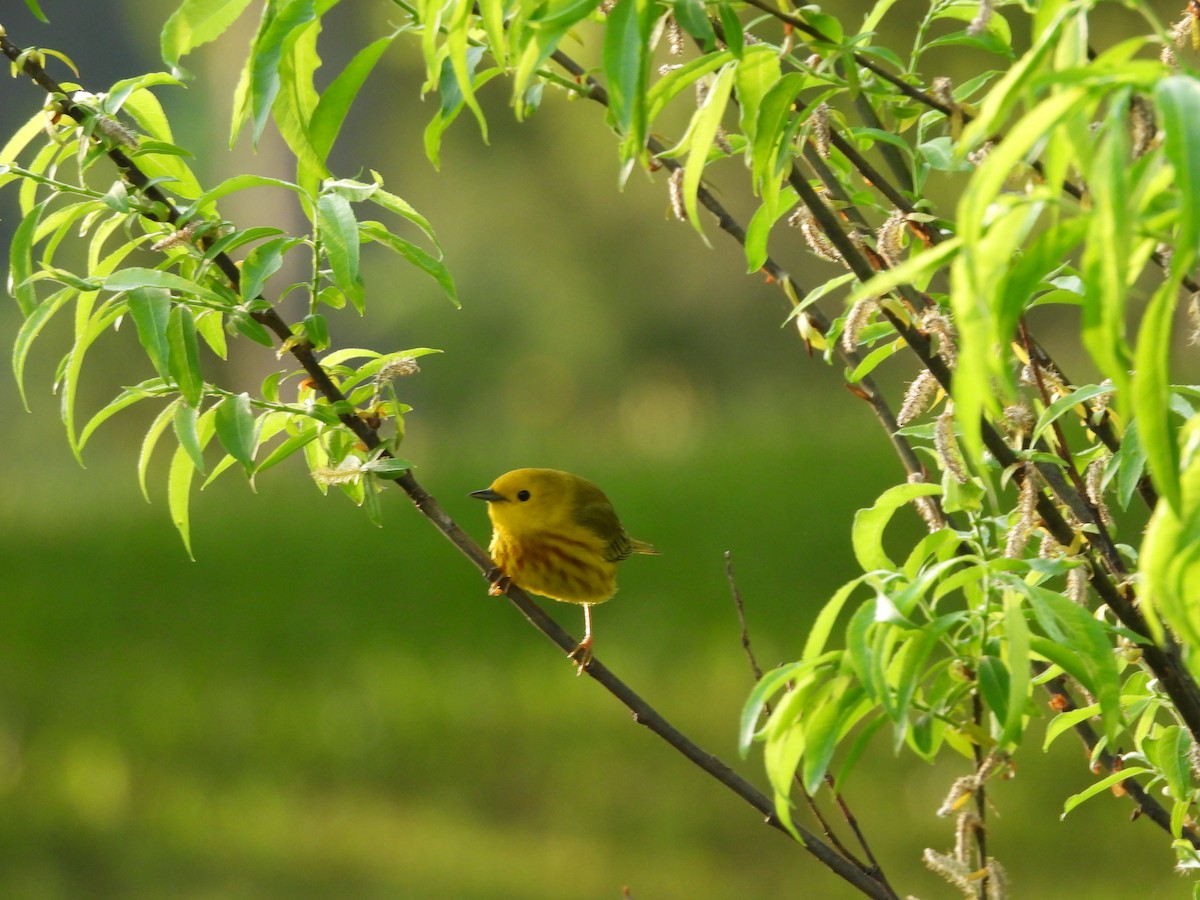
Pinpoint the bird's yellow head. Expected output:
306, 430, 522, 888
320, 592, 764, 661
469, 467, 577, 535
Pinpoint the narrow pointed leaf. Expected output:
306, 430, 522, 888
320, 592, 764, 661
214, 392, 257, 472
126, 286, 173, 378
167, 305, 205, 407
317, 191, 364, 312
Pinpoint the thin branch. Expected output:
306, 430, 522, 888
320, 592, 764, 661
1035, 663, 1200, 849
0, 30, 902, 900
738, 0, 953, 116
725, 551, 764, 682
724, 551, 896, 896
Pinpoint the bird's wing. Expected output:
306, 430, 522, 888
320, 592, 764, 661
573, 485, 635, 563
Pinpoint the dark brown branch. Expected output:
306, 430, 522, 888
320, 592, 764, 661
1, 29, 901, 900
1036, 663, 1200, 849
725, 552, 896, 895
738, 0, 953, 116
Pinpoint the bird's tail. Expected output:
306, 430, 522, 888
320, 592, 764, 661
631, 538, 659, 555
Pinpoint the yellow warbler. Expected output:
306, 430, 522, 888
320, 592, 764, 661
470, 468, 656, 673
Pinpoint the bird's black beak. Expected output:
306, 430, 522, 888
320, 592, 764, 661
470, 488, 505, 502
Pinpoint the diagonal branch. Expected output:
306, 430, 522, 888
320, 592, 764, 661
0, 30, 901, 900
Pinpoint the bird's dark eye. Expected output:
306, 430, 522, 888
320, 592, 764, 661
517, 490, 531, 501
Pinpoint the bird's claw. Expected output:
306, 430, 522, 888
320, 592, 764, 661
568, 637, 594, 676
484, 566, 510, 596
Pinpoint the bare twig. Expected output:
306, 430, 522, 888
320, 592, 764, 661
724, 551, 895, 894
725, 551, 764, 682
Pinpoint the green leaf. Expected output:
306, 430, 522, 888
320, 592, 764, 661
646, 50, 735, 128
976, 655, 1010, 731
13, 286, 74, 410
61, 295, 126, 462
22, 0, 49, 22
139, 399, 183, 502
734, 46, 781, 149
843, 236, 962, 309
1114, 417, 1146, 510
167, 305, 205, 407
1149, 725, 1193, 802
362, 178, 440, 247
8, 198, 49, 317
359, 221, 458, 306
478, 0, 508, 67
1023, 583, 1123, 742
1157, 76, 1200, 265
803, 579, 864, 661
272, 14, 326, 189
302, 313, 330, 350
1000, 593, 1030, 747
186, 174, 307, 220
317, 191, 364, 313
214, 392, 258, 472
852, 481, 943, 572
298, 33, 399, 191
255, 424, 321, 475
120, 88, 206, 199
800, 679, 858, 794
168, 441, 198, 559
1133, 276, 1183, 513
603, 0, 654, 176
173, 401, 207, 474
1042, 704, 1099, 752
672, 0, 716, 49
1031, 383, 1113, 442
739, 662, 805, 755
681, 63, 735, 242
161, 0, 256, 73
744, 186, 797, 274
126, 287, 174, 379
956, 3, 1073, 154
1079, 104, 1133, 401
1141, 417, 1200, 646
243, 0, 321, 147
1061, 767, 1153, 818
425, 55, 500, 168
717, 3, 743, 57
445, 0, 489, 145
750, 73, 807, 191
362, 457, 414, 477
104, 267, 229, 307
239, 236, 295, 302
170, 407, 217, 557
80, 379, 168, 450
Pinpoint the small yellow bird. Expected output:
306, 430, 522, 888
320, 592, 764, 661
470, 468, 656, 673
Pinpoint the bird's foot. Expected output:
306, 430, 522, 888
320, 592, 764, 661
484, 567, 510, 597
567, 636, 594, 676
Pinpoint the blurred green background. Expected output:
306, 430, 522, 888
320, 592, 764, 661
0, 1, 1192, 897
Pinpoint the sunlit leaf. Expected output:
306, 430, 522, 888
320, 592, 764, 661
317, 191, 364, 313
167, 305, 205, 407
852, 481, 943, 572
161, 0, 256, 73
1061, 767, 1153, 818
173, 400, 207, 474
13, 286, 73, 410
214, 392, 258, 472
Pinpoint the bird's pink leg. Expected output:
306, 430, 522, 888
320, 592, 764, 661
568, 604, 594, 675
